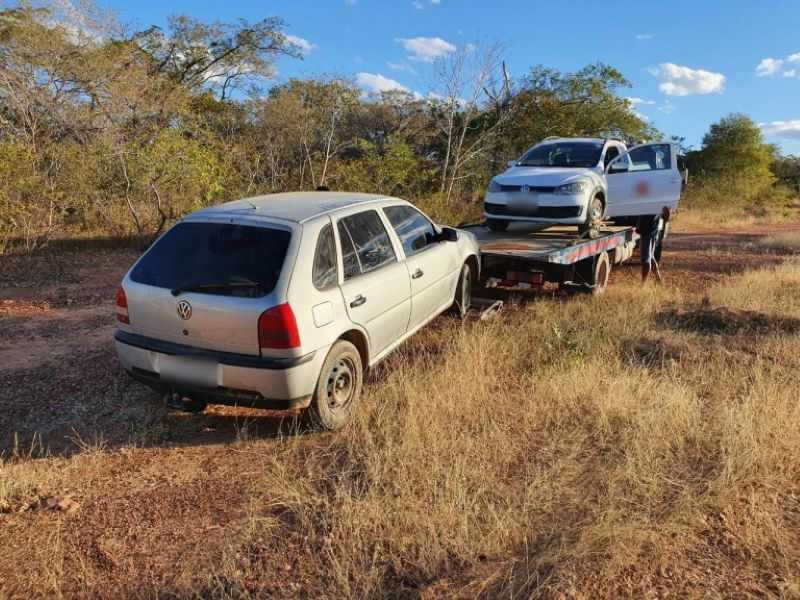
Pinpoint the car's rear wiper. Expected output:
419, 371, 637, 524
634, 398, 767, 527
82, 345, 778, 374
170, 281, 261, 297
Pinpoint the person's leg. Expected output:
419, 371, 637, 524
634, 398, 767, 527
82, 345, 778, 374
641, 234, 654, 283
652, 257, 662, 282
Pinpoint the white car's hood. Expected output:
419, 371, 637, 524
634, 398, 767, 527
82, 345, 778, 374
497, 166, 597, 186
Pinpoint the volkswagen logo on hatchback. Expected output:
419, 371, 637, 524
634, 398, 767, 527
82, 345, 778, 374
176, 300, 192, 320
521, 185, 531, 193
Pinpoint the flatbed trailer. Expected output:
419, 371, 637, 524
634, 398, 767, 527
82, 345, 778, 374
464, 222, 639, 294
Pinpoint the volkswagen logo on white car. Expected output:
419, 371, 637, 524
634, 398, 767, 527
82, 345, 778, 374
176, 300, 192, 320
521, 185, 530, 193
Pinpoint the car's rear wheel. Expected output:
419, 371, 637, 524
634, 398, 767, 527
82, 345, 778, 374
448, 262, 472, 319
487, 218, 508, 232
305, 340, 363, 430
578, 195, 604, 239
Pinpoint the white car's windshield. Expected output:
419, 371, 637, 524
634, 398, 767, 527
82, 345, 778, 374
517, 141, 604, 168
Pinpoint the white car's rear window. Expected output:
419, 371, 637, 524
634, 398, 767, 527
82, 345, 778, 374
130, 222, 291, 297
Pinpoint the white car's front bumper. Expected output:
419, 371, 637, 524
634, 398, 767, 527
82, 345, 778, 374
483, 191, 588, 225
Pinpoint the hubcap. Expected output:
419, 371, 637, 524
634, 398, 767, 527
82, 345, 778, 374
326, 357, 356, 410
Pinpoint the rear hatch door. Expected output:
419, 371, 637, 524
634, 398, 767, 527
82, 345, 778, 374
123, 219, 294, 356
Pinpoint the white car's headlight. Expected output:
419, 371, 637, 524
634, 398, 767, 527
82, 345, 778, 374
487, 178, 501, 193
554, 181, 588, 196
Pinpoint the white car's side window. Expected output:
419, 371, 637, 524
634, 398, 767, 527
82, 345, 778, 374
337, 210, 397, 281
312, 224, 337, 290
383, 205, 437, 257
628, 144, 672, 172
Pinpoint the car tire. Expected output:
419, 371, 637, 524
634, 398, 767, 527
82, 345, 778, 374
578, 195, 604, 239
448, 262, 472, 319
304, 340, 363, 431
487, 218, 508, 232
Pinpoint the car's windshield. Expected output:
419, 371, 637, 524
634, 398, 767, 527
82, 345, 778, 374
517, 141, 604, 168
130, 222, 291, 297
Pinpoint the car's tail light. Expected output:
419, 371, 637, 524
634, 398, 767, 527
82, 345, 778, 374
115, 287, 130, 324
258, 303, 300, 350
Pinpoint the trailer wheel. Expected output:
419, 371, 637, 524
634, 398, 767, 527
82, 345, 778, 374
487, 218, 509, 232
573, 250, 611, 295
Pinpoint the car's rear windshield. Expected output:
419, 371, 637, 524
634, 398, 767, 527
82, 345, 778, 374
517, 142, 604, 168
129, 222, 291, 298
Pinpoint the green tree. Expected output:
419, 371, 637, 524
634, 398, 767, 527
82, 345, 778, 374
686, 113, 775, 184
502, 63, 656, 161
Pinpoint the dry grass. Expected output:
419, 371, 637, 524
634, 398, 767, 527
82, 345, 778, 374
672, 203, 800, 232
759, 232, 800, 254
3, 260, 800, 598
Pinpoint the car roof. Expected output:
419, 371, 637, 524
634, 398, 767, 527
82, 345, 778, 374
539, 137, 607, 144
190, 192, 399, 224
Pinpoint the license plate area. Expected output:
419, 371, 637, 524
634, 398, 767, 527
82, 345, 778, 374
158, 354, 218, 388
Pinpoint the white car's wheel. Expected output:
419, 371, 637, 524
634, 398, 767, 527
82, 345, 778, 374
304, 340, 363, 430
578, 195, 604, 238
448, 262, 472, 319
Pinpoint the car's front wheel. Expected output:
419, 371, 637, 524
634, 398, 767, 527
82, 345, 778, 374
304, 340, 363, 430
578, 195, 604, 238
448, 262, 472, 319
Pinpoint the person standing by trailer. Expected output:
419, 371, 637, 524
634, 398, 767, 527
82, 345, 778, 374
636, 206, 670, 283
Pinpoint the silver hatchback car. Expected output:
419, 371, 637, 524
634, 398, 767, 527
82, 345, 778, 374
115, 192, 480, 429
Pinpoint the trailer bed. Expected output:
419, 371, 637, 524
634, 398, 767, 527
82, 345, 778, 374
464, 222, 638, 293
467, 223, 637, 265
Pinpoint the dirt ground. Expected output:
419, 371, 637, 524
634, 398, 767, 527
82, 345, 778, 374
0, 220, 798, 598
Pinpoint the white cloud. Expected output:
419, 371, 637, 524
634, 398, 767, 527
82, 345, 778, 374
356, 72, 410, 94
787, 53, 800, 64
756, 57, 783, 77
649, 62, 725, 96
345, 0, 357, 5
395, 36, 456, 62
783, 69, 797, 78
657, 100, 677, 114
387, 61, 417, 74
759, 120, 800, 140
626, 97, 655, 108
635, 34, 654, 41
431, 0, 442, 3
412, 0, 423, 8
285, 35, 317, 54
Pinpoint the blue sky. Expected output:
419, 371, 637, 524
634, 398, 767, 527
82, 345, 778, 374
109, 0, 800, 154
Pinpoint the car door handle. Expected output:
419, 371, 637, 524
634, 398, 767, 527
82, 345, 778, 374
669, 179, 681, 183
350, 294, 366, 308
412, 269, 424, 279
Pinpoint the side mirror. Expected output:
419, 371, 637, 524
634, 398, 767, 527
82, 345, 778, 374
507, 160, 517, 168
607, 161, 628, 174
436, 227, 459, 242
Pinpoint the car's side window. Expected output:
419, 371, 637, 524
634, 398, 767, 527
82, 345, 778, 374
312, 224, 337, 290
628, 144, 672, 172
383, 205, 437, 257
337, 210, 397, 281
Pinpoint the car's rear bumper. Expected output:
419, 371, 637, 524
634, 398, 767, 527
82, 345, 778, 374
114, 330, 324, 409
